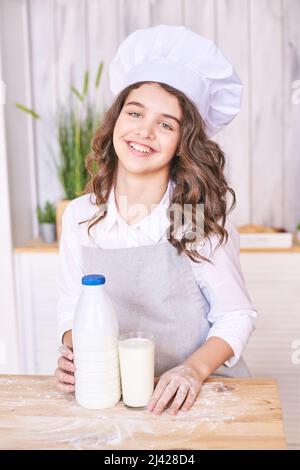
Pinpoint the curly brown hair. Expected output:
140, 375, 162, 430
79, 81, 236, 264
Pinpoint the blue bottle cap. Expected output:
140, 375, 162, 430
82, 274, 105, 286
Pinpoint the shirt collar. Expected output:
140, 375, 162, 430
102, 180, 174, 243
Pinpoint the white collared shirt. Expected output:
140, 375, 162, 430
57, 181, 257, 367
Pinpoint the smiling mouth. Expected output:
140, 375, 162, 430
125, 140, 157, 157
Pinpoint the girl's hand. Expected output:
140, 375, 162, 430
147, 363, 204, 415
54, 344, 76, 393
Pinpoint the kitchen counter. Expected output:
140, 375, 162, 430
0, 375, 286, 450
14, 237, 300, 253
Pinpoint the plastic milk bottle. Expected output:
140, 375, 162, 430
73, 274, 121, 409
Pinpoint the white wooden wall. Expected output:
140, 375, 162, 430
1, 0, 300, 245
0, 26, 20, 374
0, 0, 39, 246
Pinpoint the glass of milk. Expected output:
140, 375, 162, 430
118, 332, 154, 408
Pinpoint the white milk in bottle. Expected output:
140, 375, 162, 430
73, 274, 121, 409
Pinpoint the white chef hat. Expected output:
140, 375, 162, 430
109, 24, 243, 138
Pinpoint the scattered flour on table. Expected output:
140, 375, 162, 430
0, 379, 255, 450
51, 381, 250, 449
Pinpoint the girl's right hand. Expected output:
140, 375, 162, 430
55, 344, 76, 393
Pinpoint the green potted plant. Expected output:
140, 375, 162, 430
16, 61, 104, 240
37, 201, 56, 243
296, 222, 300, 244
55, 64, 104, 201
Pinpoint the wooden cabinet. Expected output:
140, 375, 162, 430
14, 249, 59, 375
240, 252, 300, 450
14, 246, 300, 449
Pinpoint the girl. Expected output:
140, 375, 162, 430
55, 25, 257, 416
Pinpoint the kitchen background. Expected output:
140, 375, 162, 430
0, 0, 299, 449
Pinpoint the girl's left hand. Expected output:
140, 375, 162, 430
147, 363, 204, 415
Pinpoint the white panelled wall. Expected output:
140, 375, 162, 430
0, 0, 299, 245
0, 19, 20, 374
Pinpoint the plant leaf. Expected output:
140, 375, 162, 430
15, 103, 40, 119
71, 86, 84, 102
95, 61, 104, 88
82, 70, 89, 97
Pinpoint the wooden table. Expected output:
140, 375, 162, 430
0, 375, 286, 450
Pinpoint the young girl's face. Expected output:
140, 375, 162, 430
113, 83, 182, 177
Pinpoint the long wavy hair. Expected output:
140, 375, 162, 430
79, 81, 236, 264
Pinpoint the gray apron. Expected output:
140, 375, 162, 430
82, 242, 250, 378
